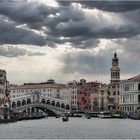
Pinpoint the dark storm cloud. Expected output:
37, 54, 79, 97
0, 20, 46, 46
0, 1, 58, 29
47, 2, 140, 48
0, 0, 59, 46
0, 46, 46, 57
0, 0, 140, 48
67, 1, 140, 12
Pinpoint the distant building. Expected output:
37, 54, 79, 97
60, 81, 78, 110
119, 74, 140, 113
89, 82, 101, 111
10, 80, 65, 99
108, 52, 120, 111
0, 69, 10, 119
77, 80, 100, 111
60, 80, 101, 111
98, 84, 109, 111
67, 81, 78, 110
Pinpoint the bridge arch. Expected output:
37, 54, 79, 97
56, 102, 60, 108
46, 99, 50, 105
17, 101, 21, 107
27, 98, 31, 104
61, 103, 65, 109
41, 98, 46, 104
22, 99, 26, 106
12, 102, 16, 108
51, 101, 55, 106
66, 104, 70, 110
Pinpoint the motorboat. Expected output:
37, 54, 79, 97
0, 118, 17, 124
99, 111, 112, 118
128, 110, 140, 120
88, 112, 99, 118
86, 115, 91, 119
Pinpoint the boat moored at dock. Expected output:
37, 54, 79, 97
128, 109, 140, 120
99, 111, 112, 118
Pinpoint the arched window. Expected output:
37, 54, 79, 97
51, 101, 55, 106
72, 105, 76, 110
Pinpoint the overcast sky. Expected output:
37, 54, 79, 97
0, 0, 140, 84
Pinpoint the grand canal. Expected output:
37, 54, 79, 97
0, 117, 140, 139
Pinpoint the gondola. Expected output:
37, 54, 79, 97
62, 116, 69, 122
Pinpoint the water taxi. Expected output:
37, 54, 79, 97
99, 111, 112, 118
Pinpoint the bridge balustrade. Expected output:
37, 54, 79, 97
11, 94, 71, 115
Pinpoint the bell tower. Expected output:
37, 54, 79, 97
110, 52, 120, 84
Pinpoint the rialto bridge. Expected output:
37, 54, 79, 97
10, 92, 70, 116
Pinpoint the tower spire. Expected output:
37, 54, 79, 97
114, 51, 117, 58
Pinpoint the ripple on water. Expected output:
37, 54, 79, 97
0, 118, 140, 139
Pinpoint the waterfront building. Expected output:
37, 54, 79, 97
59, 86, 71, 103
119, 74, 140, 113
67, 81, 78, 110
60, 81, 78, 110
98, 84, 109, 111
60, 79, 101, 111
77, 79, 90, 111
77, 79, 100, 111
108, 52, 120, 111
0, 69, 10, 119
59, 86, 72, 107
89, 82, 101, 111
91, 84, 109, 112
10, 79, 65, 99
90, 91, 99, 111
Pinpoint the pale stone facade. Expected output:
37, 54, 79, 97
10, 80, 65, 100
119, 74, 140, 113
98, 84, 109, 111
91, 84, 109, 112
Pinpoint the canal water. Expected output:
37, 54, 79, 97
0, 117, 140, 139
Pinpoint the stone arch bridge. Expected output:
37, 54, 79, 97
10, 92, 70, 115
